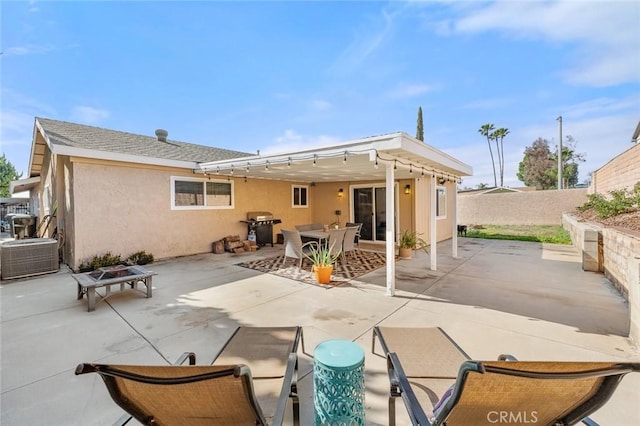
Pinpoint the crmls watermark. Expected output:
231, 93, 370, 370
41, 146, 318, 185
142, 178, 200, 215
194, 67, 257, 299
487, 411, 538, 424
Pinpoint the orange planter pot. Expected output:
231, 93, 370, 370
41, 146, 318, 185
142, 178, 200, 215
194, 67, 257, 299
313, 265, 334, 284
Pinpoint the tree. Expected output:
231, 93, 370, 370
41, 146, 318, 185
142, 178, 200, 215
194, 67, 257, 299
491, 127, 510, 187
517, 136, 585, 189
0, 154, 22, 197
517, 138, 556, 189
478, 123, 497, 187
416, 106, 424, 141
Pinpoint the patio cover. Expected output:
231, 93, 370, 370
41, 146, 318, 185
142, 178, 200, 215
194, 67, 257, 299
197, 132, 473, 296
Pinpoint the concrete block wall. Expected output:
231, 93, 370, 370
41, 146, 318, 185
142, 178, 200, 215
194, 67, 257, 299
563, 213, 640, 345
589, 143, 640, 194
458, 188, 587, 225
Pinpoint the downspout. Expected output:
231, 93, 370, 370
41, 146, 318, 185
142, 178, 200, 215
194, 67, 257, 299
386, 163, 396, 296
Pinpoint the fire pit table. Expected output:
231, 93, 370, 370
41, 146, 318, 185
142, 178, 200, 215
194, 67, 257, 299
72, 265, 156, 312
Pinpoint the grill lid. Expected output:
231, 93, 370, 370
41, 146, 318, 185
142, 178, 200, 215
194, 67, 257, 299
247, 211, 274, 221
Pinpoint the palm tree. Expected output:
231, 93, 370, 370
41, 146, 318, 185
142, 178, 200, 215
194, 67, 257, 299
478, 124, 497, 187
491, 127, 510, 187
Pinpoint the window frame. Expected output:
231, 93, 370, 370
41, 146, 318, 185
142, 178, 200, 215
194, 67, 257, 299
292, 184, 309, 208
171, 176, 234, 210
436, 186, 447, 219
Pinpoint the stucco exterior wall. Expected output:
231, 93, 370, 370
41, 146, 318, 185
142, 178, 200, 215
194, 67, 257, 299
458, 188, 588, 225
58, 155, 455, 269
69, 159, 332, 268
589, 143, 640, 194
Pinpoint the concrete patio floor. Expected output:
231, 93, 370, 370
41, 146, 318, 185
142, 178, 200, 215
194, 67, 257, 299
1, 238, 639, 425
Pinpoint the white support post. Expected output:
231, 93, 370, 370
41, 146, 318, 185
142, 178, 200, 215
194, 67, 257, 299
385, 163, 396, 296
451, 182, 458, 258
430, 176, 437, 270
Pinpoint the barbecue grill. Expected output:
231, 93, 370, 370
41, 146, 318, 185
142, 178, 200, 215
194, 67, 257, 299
241, 211, 282, 247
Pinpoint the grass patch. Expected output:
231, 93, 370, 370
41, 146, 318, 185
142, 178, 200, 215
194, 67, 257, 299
465, 225, 572, 244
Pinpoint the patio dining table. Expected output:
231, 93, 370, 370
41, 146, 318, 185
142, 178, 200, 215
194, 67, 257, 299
298, 229, 329, 243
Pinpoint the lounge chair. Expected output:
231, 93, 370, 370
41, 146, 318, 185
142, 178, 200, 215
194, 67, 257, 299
373, 326, 640, 426
76, 326, 304, 426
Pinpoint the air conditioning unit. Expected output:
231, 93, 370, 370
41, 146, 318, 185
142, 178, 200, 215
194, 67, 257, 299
1, 238, 59, 280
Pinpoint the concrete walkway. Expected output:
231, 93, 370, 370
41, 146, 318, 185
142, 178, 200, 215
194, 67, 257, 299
1, 238, 638, 425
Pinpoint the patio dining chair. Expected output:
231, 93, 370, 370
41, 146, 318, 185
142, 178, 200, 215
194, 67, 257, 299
373, 326, 640, 426
345, 222, 363, 245
76, 326, 304, 426
281, 229, 316, 269
327, 227, 347, 265
342, 225, 359, 263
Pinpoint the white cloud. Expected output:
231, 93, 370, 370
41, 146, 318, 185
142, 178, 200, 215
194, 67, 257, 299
261, 129, 343, 155
451, 1, 640, 86
4, 44, 54, 56
387, 83, 435, 99
329, 6, 401, 74
309, 99, 332, 111
70, 106, 110, 125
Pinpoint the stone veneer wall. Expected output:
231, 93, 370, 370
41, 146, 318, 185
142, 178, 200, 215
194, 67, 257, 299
589, 143, 640, 194
458, 188, 587, 225
563, 213, 640, 345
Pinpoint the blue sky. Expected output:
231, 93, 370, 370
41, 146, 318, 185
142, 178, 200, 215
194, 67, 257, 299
2, 0, 639, 189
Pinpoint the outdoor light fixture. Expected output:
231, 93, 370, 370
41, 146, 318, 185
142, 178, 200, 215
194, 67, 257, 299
313, 155, 317, 167
438, 177, 446, 185
338, 188, 344, 197
404, 184, 411, 195
343, 152, 347, 164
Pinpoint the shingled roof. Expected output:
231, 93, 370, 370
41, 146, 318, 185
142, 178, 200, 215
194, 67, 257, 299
36, 117, 253, 163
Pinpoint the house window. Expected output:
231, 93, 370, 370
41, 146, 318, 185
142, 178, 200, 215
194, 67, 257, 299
436, 187, 446, 218
292, 185, 308, 208
172, 177, 233, 210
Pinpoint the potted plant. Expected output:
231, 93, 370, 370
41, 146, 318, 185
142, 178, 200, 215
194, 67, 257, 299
303, 241, 341, 284
398, 230, 429, 259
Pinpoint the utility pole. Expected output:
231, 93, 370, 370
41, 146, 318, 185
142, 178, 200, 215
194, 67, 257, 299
557, 116, 563, 189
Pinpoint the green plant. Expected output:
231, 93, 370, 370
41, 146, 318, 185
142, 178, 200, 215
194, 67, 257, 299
78, 251, 123, 272
303, 242, 341, 267
577, 185, 639, 219
127, 251, 154, 265
399, 229, 429, 253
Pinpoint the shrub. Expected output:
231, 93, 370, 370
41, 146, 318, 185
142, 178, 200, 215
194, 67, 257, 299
577, 183, 639, 219
127, 251, 154, 265
78, 251, 123, 272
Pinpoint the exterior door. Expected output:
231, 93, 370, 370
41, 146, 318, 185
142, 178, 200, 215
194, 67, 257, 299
352, 185, 394, 242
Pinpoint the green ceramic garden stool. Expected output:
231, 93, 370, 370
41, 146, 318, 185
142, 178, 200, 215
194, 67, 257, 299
313, 339, 365, 425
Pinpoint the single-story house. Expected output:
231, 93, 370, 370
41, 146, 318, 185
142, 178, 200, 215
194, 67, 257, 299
12, 117, 472, 295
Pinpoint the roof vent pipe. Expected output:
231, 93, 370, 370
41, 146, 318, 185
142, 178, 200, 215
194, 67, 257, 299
155, 129, 168, 142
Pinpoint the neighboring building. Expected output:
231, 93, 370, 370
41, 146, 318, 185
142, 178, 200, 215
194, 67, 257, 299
11, 117, 472, 293
457, 186, 536, 197
589, 120, 640, 194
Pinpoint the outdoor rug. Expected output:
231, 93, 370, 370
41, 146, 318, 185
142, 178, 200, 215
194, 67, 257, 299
236, 249, 387, 287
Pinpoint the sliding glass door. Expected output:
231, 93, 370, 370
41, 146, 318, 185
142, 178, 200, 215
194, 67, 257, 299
352, 184, 396, 242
